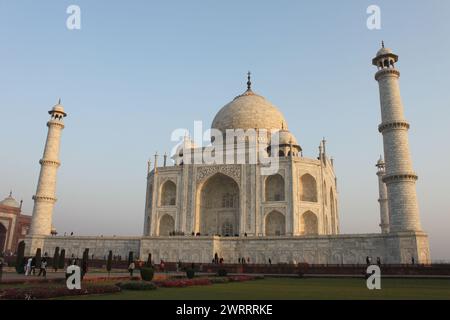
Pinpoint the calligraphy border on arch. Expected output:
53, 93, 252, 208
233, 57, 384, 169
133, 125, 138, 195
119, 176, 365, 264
196, 165, 241, 186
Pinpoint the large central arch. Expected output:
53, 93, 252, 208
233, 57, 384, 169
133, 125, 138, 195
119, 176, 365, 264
198, 173, 240, 236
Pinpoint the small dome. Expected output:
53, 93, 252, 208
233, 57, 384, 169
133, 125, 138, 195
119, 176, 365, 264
273, 130, 299, 146
0, 192, 20, 208
376, 47, 393, 57
376, 156, 385, 167
48, 100, 67, 117
52, 104, 65, 113
173, 135, 198, 157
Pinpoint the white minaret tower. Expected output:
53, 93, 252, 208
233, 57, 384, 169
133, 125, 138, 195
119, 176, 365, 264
376, 156, 389, 233
30, 100, 67, 236
372, 43, 422, 232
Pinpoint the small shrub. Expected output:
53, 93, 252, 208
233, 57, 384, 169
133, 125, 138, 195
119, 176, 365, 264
186, 269, 195, 279
116, 281, 157, 291
140, 267, 154, 281
217, 269, 227, 277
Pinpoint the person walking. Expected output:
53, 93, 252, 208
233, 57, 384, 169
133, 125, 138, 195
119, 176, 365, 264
128, 261, 135, 277
25, 257, 32, 276
38, 258, 47, 277
31, 257, 36, 275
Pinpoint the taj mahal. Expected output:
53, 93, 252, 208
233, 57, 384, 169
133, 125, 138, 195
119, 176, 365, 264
19, 44, 430, 265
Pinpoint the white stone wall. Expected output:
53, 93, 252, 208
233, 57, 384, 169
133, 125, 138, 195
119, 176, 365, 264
25, 231, 430, 265
144, 155, 338, 239
25, 235, 141, 259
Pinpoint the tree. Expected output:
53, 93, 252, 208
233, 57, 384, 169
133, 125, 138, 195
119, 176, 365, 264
128, 251, 134, 265
146, 253, 152, 267
52, 247, 60, 272
81, 248, 89, 279
15, 241, 25, 274
35, 248, 42, 269
58, 249, 66, 269
106, 251, 112, 277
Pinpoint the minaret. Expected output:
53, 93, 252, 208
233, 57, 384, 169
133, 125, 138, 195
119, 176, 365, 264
372, 43, 422, 232
30, 100, 67, 236
376, 156, 389, 233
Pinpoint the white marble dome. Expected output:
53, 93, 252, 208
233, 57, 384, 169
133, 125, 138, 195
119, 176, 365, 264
211, 90, 288, 132
376, 47, 393, 57
0, 193, 20, 208
273, 129, 298, 146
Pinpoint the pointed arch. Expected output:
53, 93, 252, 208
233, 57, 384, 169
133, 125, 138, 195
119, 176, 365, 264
300, 174, 317, 202
160, 180, 176, 206
265, 211, 285, 236
265, 174, 285, 202
300, 211, 318, 235
198, 173, 240, 236
158, 214, 175, 236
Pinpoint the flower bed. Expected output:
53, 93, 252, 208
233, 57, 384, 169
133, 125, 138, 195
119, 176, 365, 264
0, 284, 120, 300
154, 278, 212, 288
153, 275, 263, 288
0, 275, 139, 286
228, 275, 264, 282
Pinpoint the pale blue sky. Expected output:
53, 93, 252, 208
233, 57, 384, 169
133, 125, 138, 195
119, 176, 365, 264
0, 1, 449, 260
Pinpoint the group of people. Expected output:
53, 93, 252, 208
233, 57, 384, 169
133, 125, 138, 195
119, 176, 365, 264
24, 256, 48, 277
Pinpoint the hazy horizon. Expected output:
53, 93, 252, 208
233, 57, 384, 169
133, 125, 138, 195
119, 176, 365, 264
1, 1, 449, 261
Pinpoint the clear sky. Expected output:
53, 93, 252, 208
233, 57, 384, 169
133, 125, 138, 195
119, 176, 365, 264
1, 1, 449, 261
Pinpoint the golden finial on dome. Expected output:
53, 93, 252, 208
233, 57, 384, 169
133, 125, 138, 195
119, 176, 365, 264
381, 40, 385, 48
247, 71, 252, 91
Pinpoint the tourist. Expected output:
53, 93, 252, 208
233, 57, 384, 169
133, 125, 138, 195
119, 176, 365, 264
38, 258, 47, 277
268, 258, 272, 265
411, 256, 415, 265
160, 259, 165, 272
128, 260, 135, 277
31, 256, 36, 275
25, 257, 32, 276
377, 257, 381, 266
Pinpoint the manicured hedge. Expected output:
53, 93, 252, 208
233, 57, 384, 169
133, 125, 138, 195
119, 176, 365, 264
140, 267, 154, 281
116, 281, 157, 291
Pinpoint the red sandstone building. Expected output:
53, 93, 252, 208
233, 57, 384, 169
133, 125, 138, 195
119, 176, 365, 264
0, 192, 31, 254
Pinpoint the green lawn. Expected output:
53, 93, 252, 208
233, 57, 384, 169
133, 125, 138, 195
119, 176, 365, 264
67, 277, 450, 300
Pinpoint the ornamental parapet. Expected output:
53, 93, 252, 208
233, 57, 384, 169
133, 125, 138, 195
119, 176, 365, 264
39, 159, 61, 167
375, 68, 400, 81
382, 173, 418, 184
378, 121, 410, 133
32, 195, 57, 202
47, 121, 65, 129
